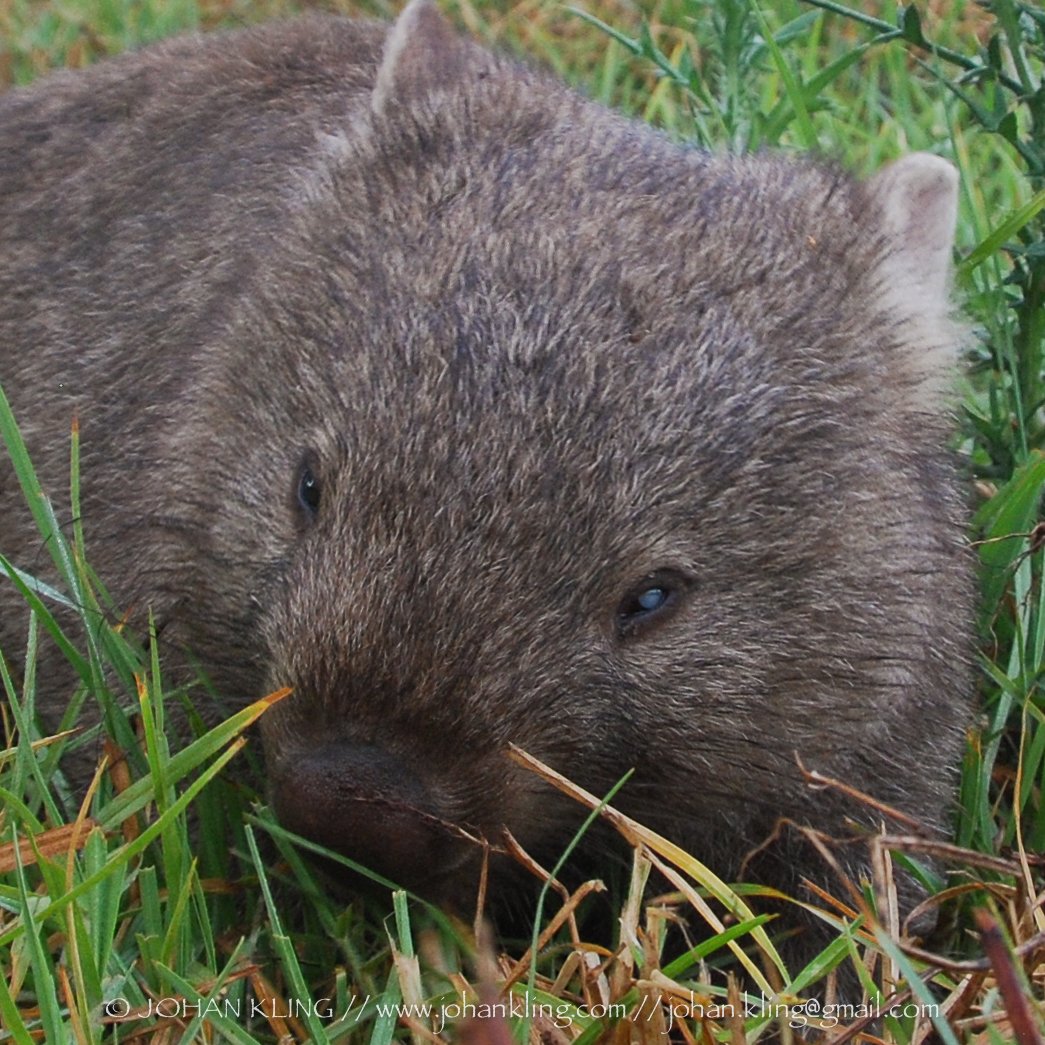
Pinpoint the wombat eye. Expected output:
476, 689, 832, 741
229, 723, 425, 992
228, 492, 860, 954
296, 461, 321, 522
616, 572, 685, 639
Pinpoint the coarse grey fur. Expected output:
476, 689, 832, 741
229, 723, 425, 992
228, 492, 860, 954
0, 0, 972, 953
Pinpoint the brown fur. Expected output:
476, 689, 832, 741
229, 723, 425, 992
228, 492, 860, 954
0, 0, 972, 948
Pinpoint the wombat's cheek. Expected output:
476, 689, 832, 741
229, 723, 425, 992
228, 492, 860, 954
263, 734, 486, 901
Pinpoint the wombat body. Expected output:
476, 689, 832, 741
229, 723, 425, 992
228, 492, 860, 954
0, 1, 971, 944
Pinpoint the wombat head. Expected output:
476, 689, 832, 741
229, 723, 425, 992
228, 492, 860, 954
175, 1, 969, 911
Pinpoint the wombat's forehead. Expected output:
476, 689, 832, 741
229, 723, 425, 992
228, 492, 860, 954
263, 202, 846, 498
304, 68, 863, 303
295, 303, 772, 530
251, 86, 871, 504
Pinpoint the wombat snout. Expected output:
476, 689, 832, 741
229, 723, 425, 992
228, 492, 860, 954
271, 742, 472, 895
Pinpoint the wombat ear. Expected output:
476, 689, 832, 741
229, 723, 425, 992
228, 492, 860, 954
372, 0, 481, 117
868, 153, 958, 306
867, 154, 962, 401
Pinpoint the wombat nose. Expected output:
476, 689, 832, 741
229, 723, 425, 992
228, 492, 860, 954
271, 742, 469, 894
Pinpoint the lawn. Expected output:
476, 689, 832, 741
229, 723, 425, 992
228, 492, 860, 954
1, 1, 1043, 1042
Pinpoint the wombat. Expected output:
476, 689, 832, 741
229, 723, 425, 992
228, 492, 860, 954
0, 0, 971, 951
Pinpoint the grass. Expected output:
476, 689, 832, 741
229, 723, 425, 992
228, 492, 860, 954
1, 0, 1044, 1041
